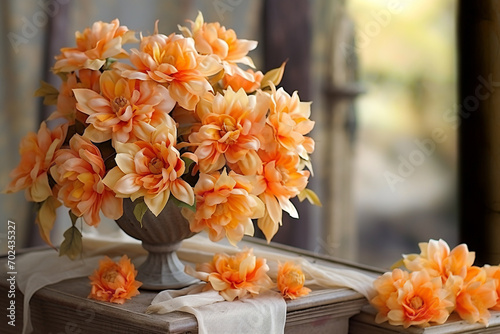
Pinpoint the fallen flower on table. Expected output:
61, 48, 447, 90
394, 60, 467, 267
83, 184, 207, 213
371, 239, 500, 328
277, 261, 311, 300
371, 269, 453, 328
186, 248, 274, 301
88, 255, 142, 304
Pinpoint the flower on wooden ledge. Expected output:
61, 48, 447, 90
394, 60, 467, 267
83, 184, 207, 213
277, 261, 311, 300
187, 248, 274, 301
371, 269, 453, 328
372, 239, 500, 328
88, 255, 142, 304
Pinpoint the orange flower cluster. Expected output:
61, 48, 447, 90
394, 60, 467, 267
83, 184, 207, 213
371, 239, 500, 328
88, 255, 142, 304
4, 13, 319, 257
189, 249, 310, 301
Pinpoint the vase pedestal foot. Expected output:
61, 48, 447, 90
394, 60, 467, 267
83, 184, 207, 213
137, 242, 199, 290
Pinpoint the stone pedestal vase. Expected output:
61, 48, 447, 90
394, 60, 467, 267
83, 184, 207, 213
116, 198, 198, 290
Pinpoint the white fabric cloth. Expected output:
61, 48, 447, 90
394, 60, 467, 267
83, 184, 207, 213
14, 232, 376, 334
148, 285, 287, 334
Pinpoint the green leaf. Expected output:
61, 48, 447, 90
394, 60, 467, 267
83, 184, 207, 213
34, 80, 59, 105
69, 211, 79, 226
181, 156, 196, 171
297, 188, 322, 207
261, 61, 286, 90
171, 196, 196, 212
133, 200, 149, 226
59, 226, 83, 260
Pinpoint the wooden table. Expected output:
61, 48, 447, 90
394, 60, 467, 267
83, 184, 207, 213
0, 239, 379, 334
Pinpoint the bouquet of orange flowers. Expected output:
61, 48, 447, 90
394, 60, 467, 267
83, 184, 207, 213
4, 13, 319, 257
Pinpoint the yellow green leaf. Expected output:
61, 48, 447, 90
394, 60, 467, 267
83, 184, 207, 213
34, 80, 59, 105
297, 188, 322, 207
59, 226, 82, 260
261, 61, 286, 90
36, 196, 62, 249
133, 200, 149, 226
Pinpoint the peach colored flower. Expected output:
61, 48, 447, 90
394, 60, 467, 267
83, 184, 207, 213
54, 19, 137, 73
277, 262, 311, 300
372, 269, 453, 328
188, 88, 269, 174
485, 265, 500, 311
51, 134, 123, 226
454, 266, 498, 325
89, 255, 142, 304
191, 248, 273, 301
182, 169, 264, 245
119, 25, 222, 110
103, 124, 194, 216
74, 69, 176, 144
254, 148, 309, 242
48, 69, 101, 124
4, 122, 67, 202
403, 239, 475, 283
264, 85, 315, 160
371, 268, 410, 324
180, 12, 257, 66
179, 12, 260, 91
222, 68, 263, 93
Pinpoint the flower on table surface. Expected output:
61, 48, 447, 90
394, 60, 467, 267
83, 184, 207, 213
402, 239, 475, 283
371, 269, 453, 328
5, 14, 319, 258
51, 134, 123, 227
372, 239, 500, 328
188, 248, 273, 301
54, 19, 137, 73
182, 169, 264, 246
88, 255, 142, 304
277, 261, 311, 300
453, 266, 497, 325
485, 265, 500, 310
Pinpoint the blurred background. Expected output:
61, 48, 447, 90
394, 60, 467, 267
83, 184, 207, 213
0, 0, 459, 269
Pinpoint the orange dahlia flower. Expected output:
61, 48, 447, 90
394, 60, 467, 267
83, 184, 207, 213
51, 134, 122, 227
372, 269, 453, 328
255, 148, 309, 241
222, 68, 263, 93
454, 266, 498, 325
182, 169, 264, 245
103, 125, 194, 216
179, 12, 260, 91
403, 239, 475, 283
189, 87, 269, 174
277, 262, 311, 300
4, 121, 67, 202
485, 265, 500, 311
48, 69, 101, 124
194, 248, 273, 301
89, 255, 142, 304
74, 69, 176, 144
265, 86, 315, 160
54, 19, 137, 73
119, 27, 222, 110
